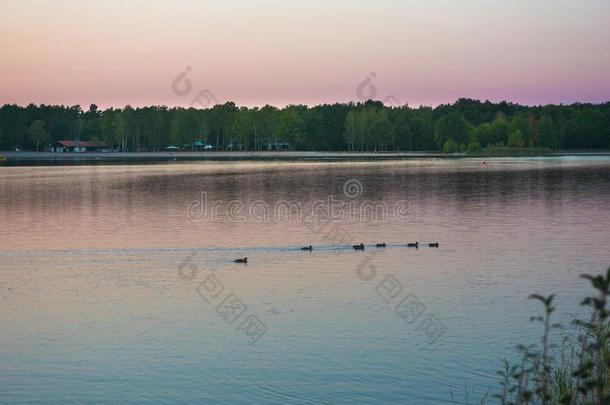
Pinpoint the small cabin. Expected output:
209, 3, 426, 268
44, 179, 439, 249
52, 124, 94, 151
50, 140, 107, 153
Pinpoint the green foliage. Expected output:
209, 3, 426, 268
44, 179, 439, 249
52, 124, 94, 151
475, 113, 510, 147
466, 142, 482, 153
389, 106, 434, 151
539, 116, 557, 148
275, 108, 305, 147
566, 109, 609, 149
28, 119, 48, 151
170, 110, 187, 146
1, 100, 610, 151
494, 267, 610, 405
344, 106, 395, 151
228, 107, 255, 150
508, 129, 525, 148
433, 111, 472, 149
443, 138, 459, 153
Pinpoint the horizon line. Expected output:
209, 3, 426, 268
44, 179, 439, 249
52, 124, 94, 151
4, 97, 610, 111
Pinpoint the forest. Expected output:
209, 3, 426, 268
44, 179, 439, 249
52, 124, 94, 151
1, 98, 609, 152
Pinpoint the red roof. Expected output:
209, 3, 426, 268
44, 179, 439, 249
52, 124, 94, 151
56, 140, 106, 147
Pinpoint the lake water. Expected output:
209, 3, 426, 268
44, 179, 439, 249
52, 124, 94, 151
1, 157, 610, 403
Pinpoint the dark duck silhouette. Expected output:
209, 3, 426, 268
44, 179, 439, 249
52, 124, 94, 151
353, 243, 365, 250
407, 242, 419, 248
234, 257, 248, 263
301, 245, 313, 251
376, 243, 386, 248
428, 242, 439, 248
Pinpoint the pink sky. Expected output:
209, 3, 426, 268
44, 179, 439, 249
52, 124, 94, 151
1, 0, 609, 108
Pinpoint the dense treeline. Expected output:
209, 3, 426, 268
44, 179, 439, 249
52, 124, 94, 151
1, 99, 609, 152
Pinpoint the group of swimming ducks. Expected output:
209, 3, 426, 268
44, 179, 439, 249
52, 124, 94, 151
233, 242, 439, 263
351, 242, 439, 250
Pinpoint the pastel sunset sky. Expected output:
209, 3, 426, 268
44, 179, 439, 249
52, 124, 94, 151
1, 0, 609, 108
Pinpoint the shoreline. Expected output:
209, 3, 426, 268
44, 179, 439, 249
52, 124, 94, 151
1, 150, 610, 166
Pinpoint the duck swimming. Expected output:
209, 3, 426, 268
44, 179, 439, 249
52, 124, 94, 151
301, 245, 313, 251
407, 242, 419, 248
428, 242, 439, 248
353, 243, 365, 250
376, 243, 386, 248
234, 257, 248, 263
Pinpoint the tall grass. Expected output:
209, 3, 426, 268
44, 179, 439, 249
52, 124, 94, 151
493, 267, 610, 405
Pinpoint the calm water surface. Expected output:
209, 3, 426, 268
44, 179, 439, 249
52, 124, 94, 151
1, 157, 610, 403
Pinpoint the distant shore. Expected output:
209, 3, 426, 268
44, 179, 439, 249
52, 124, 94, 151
1, 150, 610, 166
1, 150, 455, 161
